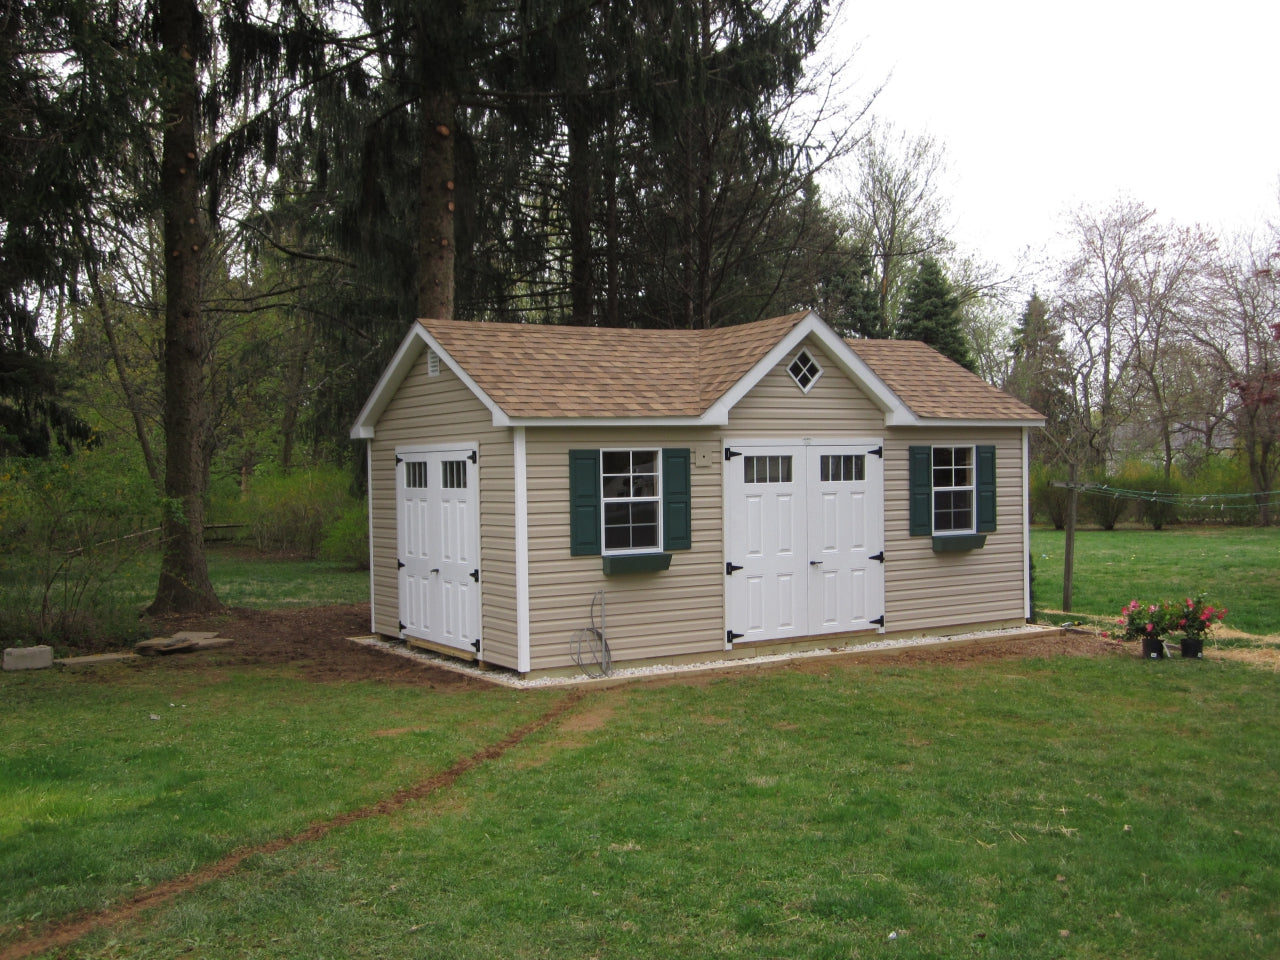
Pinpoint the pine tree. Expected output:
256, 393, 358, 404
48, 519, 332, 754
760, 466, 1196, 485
897, 258, 974, 370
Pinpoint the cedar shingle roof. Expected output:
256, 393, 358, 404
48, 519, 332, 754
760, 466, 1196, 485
416, 314, 1041, 423
846, 338, 1043, 422
422, 312, 810, 418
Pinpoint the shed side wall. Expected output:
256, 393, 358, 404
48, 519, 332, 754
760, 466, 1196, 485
368, 357, 518, 668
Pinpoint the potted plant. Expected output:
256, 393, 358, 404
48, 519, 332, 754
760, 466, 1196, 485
1173, 595, 1226, 659
1118, 600, 1172, 659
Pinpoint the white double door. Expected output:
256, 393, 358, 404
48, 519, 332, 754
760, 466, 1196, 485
396, 445, 480, 654
725, 441, 884, 645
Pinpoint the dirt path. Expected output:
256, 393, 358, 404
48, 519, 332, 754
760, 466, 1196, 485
0, 687, 584, 960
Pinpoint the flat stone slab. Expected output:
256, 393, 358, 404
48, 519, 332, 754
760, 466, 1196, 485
56, 652, 141, 667
136, 634, 234, 656
4, 645, 54, 671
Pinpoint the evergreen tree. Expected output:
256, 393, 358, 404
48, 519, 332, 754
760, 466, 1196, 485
1006, 292, 1076, 460
897, 257, 974, 370
0, 0, 144, 455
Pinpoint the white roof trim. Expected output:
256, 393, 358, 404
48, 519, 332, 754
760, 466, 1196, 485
899, 417, 1047, 429
351, 312, 1035, 436
706, 311, 915, 425
349, 324, 510, 439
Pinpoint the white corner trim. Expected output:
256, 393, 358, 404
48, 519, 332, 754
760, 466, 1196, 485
1022, 427, 1032, 621
514, 427, 531, 674
365, 440, 376, 635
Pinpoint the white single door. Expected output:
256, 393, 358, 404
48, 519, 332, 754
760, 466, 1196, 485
725, 442, 884, 646
725, 451, 807, 643
807, 446, 883, 635
396, 447, 480, 654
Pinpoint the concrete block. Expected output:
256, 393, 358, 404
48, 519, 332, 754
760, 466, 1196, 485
4, 645, 54, 671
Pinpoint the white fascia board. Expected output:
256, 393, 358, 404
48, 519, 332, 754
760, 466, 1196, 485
898, 417, 1047, 429
349, 324, 511, 438
710, 311, 913, 423
505, 415, 719, 429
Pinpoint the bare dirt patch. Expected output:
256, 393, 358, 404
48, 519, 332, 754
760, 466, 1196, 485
140, 604, 488, 689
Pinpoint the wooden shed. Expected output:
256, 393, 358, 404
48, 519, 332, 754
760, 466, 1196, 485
350, 310, 1044, 675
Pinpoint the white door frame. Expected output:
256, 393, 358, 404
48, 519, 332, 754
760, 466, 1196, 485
723, 438, 885, 647
396, 442, 481, 656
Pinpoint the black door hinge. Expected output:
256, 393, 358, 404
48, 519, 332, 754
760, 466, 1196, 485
397, 559, 405, 570
398, 621, 406, 632
870, 551, 884, 563
468, 450, 477, 463
724, 447, 742, 460
727, 630, 744, 644
869, 446, 883, 458
470, 568, 480, 582
726, 562, 743, 575
871, 615, 885, 627
396, 454, 404, 465
471, 638, 481, 652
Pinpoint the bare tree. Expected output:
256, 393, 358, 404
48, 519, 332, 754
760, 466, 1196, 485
1123, 223, 1217, 475
1054, 199, 1158, 468
843, 121, 952, 337
1193, 232, 1280, 523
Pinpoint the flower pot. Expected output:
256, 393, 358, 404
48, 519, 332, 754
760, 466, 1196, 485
1180, 637, 1204, 659
1141, 636, 1164, 659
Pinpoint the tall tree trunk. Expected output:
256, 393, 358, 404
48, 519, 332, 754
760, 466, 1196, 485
417, 88, 457, 320
150, 0, 220, 615
566, 97, 594, 325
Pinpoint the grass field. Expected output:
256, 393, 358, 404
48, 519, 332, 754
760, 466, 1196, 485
3, 648, 1279, 959
1031, 525, 1280, 637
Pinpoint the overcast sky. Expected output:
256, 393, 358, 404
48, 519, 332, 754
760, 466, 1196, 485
823, 0, 1280, 289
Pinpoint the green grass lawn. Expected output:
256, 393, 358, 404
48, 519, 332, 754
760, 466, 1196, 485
4, 650, 1279, 959
1031, 525, 1280, 637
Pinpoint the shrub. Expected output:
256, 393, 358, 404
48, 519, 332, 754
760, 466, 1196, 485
1082, 471, 1128, 530
1119, 463, 1180, 530
0, 447, 158, 648
1181, 455, 1258, 525
320, 501, 370, 569
1030, 462, 1071, 528
229, 466, 357, 558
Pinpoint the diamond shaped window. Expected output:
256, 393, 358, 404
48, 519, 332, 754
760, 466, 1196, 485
787, 349, 822, 392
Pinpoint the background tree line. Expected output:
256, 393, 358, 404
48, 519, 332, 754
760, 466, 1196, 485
2, 0, 1276, 635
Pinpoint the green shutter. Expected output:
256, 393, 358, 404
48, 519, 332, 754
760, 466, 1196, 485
568, 449, 601, 556
976, 445, 997, 532
662, 448, 692, 551
909, 445, 932, 537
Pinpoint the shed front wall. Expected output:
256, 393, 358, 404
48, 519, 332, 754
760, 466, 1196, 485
524, 427, 723, 672
368, 354, 519, 668
881, 426, 1029, 633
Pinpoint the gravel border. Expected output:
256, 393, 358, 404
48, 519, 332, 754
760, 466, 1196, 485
349, 624, 1059, 689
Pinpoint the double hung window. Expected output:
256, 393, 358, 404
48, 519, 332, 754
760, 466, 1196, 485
909, 444, 996, 544
569, 448, 692, 558
601, 450, 660, 552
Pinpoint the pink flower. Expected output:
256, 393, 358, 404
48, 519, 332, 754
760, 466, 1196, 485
1149, 605, 1158, 613
1179, 619, 1186, 627
1145, 622, 1155, 633
1101, 631, 1111, 639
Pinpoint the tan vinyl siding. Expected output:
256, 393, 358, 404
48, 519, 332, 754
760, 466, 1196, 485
367, 357, 518, 668
724, 337, 883, 437
882, 427, 1028, 632
524, 428, 722, 671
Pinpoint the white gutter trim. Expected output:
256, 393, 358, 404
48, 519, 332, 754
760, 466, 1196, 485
514, 427, 531, 674
892, 416, 1047, 429
504, 415, 719, 429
